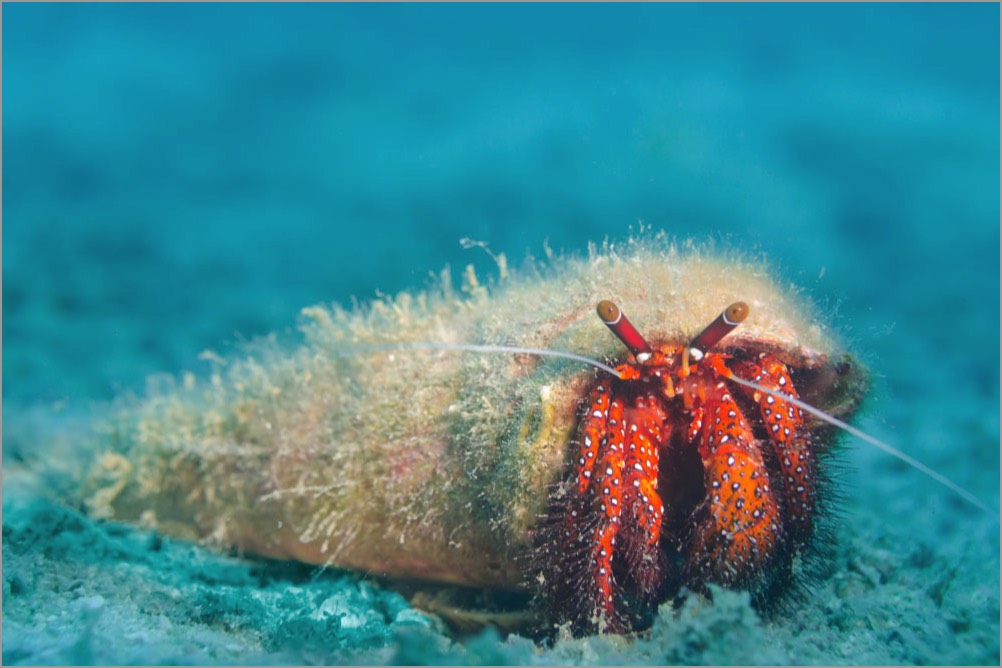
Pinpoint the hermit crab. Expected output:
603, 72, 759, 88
535, 298, 847, 634
83, 240, 874, 636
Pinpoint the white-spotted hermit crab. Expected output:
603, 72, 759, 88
82, 242, 983, 637
535, 298, 834, 634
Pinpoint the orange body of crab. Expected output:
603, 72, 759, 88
539, 301, 818, 634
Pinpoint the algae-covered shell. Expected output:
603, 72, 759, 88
83, 239, 862, 596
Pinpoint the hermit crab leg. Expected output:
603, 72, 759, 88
687, 387, 782, 585
723, 372, 993, 514
617, 392, 668, 596
724, 355, 816, 548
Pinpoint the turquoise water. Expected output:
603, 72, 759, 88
3, 3, 999, 664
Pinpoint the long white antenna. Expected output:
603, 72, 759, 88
725, 373, 993, 514
353, 341, 624, 378
348, 329, 994, 515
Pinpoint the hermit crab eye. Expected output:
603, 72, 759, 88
724, 301, 749, 325
689, 301, 749, 358
596, 300, 620, 324
597, 300, 653, 359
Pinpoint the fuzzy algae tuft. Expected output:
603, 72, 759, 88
81, 237, 859, 607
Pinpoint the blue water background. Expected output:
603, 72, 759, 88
3, 3, 999, 665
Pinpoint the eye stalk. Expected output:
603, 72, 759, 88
598, 300, 748, 364
688, 301, 749, 361
597, 300, 653, 361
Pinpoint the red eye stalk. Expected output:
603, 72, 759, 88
689, 301, 749, 359
597, 300, 653, 359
